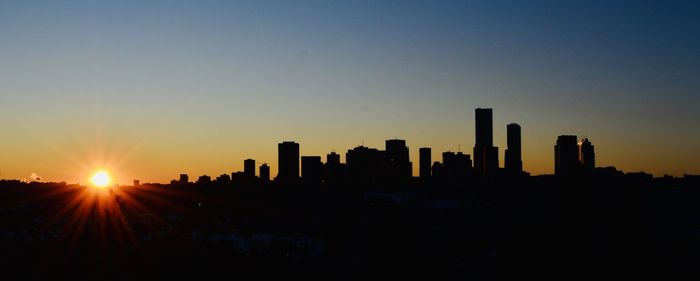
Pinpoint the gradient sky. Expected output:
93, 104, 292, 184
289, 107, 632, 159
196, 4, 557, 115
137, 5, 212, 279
0, 0, 698, 184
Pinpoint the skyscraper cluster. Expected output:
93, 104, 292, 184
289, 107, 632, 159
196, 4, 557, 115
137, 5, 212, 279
554, 135, 596, 177
270, 108, 524, 186
173, 108, 597, 187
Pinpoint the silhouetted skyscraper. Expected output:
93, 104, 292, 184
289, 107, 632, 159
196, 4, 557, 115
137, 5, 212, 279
419, 147, 431, 179
579, 138, 595, 171
278, 141, 300, 182
473, 108, 498, 176
301, 156, 323, 187
442, 151, 472, 183
455, 152, 473, 183
475, 108, 493, 147
431, 161, 445, 182
327, 152, 341, 165
442, 151, 457, 176
386, 139, 412, 179
324, 152, 346, 185
260, 164, 270, 182
505, 123, 523, 174
386, 139, 409, 162
244, 159, 256, 177
555, 135, 580, 177
347, 146, 386, 185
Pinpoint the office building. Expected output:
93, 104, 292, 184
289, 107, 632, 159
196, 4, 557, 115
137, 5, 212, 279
386, 139, 412, 179
324, 152, 346, 185
442, 151, 472, 183
475, 108, 493, 147
301, 156, 323, 187
278, 141, 300, 181
473, 108, 499, 176
346, 146, 386, 184
505, 123, 523, 174
327, 152, 341, 166
555, 135, 580, 177
419, 147, 431, 179
260, 164, 270, 182
244, 159, 256, 177
579, 138, 595, 171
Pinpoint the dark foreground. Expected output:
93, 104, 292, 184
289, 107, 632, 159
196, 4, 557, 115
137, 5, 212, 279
1, 176, 699, 280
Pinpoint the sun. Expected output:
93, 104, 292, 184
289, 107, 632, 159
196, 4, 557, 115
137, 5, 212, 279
90, 170, 112, 188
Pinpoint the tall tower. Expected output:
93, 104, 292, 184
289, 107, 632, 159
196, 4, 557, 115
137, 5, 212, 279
475, 108, 493, 147
419, 147, 432, 179
244, 159, 256, 177
579, 138, 595, 171
555, 135, 579, 177
473, 108, 498, 176
277, 141, 300, 181
505, 123, 522, 174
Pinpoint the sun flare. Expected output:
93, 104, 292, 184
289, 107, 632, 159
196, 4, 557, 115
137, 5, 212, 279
90, 171, 112, 188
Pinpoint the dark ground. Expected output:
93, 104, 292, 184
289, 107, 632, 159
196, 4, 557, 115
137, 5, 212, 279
0, 176, 699, 280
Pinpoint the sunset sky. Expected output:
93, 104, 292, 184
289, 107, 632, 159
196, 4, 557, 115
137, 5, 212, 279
0, 0, 698, 184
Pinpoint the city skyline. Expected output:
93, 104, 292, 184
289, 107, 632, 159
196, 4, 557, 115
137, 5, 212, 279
1, 104, 698, 185
1, 1, 698, 183
4, 107, 689, 185
163, 108, 595, 185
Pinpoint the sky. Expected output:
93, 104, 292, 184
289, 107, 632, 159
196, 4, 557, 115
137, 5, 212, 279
0, 0, 698, 184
